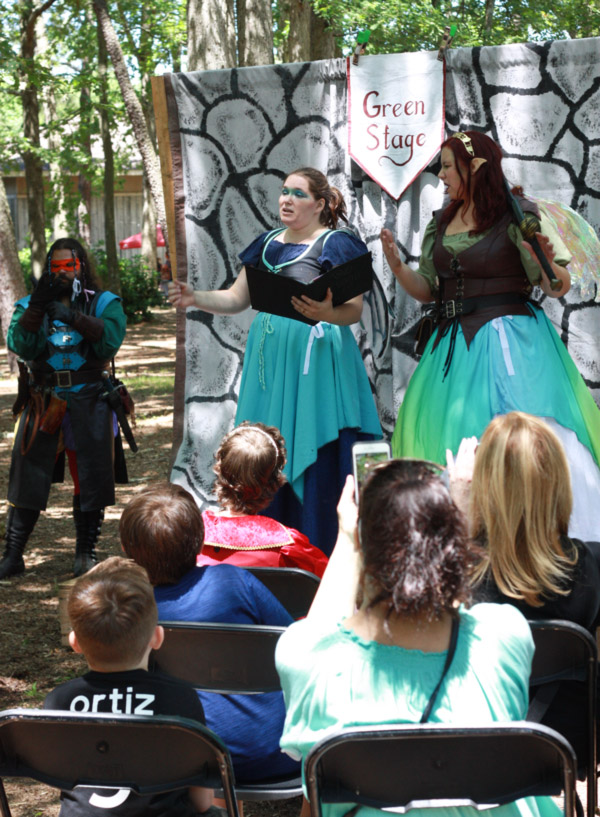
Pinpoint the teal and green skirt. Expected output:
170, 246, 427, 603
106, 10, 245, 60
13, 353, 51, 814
392, 311, 600, 540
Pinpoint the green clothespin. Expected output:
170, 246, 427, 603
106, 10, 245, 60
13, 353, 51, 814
437, 25, 457, 61
353, 30, 371, 65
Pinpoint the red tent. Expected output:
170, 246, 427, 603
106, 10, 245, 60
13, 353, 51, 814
119, 224, 165, 250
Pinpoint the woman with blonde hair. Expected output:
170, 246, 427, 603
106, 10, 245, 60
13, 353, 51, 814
456, 412, 600, 623
449, 411, 600, 766
469, 412, 581, 609
199, 422, 328, 577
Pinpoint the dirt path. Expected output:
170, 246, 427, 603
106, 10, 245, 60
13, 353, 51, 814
0, 305, 179, 815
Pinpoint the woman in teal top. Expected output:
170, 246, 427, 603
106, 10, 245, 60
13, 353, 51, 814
276, 463, 562, 817
170, 168, 381, 556
381, 131, 600, 542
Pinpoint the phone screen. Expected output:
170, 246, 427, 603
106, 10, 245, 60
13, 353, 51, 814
355, 451, 390, 498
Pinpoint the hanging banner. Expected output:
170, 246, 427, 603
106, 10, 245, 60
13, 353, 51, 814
348, 52, 445, 200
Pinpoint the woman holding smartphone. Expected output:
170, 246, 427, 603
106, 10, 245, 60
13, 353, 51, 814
277, 466, 561, 817
170, 168, 381, 555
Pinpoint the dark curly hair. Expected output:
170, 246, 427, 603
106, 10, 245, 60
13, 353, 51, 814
289, 167, 349, 229
439, 131, 509, 235
358, 460, 479, 622
214, 422, 287, 515
46, 237, 102, 293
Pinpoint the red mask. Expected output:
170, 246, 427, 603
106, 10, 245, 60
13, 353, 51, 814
50, 258, 81, 275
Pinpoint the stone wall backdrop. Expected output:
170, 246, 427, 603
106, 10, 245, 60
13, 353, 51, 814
160, 37, 600, 507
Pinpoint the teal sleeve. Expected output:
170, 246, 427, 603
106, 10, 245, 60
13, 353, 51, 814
91, 298, 127, 359
415, 218, 439, 289
6, 305, 47, 359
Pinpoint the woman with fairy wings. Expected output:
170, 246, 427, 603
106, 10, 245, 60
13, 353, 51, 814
381, 130, 600, 542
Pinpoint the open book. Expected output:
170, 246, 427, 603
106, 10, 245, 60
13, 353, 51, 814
246, 252, 374, 325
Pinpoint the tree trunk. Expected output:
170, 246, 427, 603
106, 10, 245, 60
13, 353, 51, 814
138, 6, 159, 271
237, 0, 273, 67
171, 43, 182, 73
280, 0, 311, 63
38, 16, 68, 239
77, 84, 93, 247
20, 0, 53, 280
141, 171, 158, 274
309, 8, 338, 60
91, 0, 168, 250
484, 0, 495, 39
187, 0, 236, 70
44, 89, 69, 239
77, 7, 94, 247
97, 19, 120, 294
0, 177, 26, 374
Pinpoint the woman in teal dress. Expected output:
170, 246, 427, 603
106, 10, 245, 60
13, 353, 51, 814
170, 168, 381, 554
276, 464, 562, 817
381, 131, 600, 542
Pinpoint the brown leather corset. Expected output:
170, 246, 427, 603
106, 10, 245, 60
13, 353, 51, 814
432, 199, 539, 349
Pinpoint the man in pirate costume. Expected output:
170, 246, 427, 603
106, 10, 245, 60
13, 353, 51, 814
2, 238, 127, 579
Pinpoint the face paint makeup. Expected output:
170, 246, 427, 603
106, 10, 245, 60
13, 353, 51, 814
281, 187, 310, 199
50, 258, 81, 275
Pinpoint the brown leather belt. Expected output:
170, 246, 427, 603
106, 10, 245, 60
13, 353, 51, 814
440, 292, 530, 320
31, 369, 108, 388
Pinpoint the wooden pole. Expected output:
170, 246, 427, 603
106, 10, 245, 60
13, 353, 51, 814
151, 75, 178, 279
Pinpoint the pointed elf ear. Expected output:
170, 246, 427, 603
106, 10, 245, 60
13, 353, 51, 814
470, 157, 487, 174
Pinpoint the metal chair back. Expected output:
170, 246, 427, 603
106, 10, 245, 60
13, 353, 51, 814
305, 722, 577, 817
0, 708, 238, 817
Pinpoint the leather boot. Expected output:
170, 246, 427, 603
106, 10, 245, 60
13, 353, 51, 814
73, 495, 103, 577
0, 506, 40, 580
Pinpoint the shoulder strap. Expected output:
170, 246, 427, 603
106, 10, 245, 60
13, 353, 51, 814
420, 615, 459, 724
93, 290, 120, 317
318, 229, 335, 249
261, 228, 333, 273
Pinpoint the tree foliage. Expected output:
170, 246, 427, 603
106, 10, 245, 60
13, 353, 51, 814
309, 0, 600, 53
0, 0, 598, 309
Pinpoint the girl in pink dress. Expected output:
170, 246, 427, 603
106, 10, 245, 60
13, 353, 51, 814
199, 422, 328, 577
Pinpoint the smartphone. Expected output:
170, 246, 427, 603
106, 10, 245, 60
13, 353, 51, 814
352, 441, 392, 503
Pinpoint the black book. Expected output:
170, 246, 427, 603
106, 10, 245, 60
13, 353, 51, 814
245, 252, 374, 325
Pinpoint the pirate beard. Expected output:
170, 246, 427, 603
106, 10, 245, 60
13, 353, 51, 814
51, 274, 75, 297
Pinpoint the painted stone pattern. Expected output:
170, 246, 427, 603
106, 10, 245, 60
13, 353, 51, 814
165, 38, 600, 507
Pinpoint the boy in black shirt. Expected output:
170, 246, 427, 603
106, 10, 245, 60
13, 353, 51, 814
44, 556, 214, 817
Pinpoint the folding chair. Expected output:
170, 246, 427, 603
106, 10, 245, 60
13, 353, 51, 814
0, 708, 239, 817
527, 619, 597, 816
245, 566, 320, 619
305, 722, 577, 817
152, 621, 303, 801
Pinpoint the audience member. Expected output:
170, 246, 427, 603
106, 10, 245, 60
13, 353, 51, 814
449, 411, 600, 761
276, 465, 562, 817
120, 482, 299, 783
44, 556, 214, 817
200, 422, 328, 577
